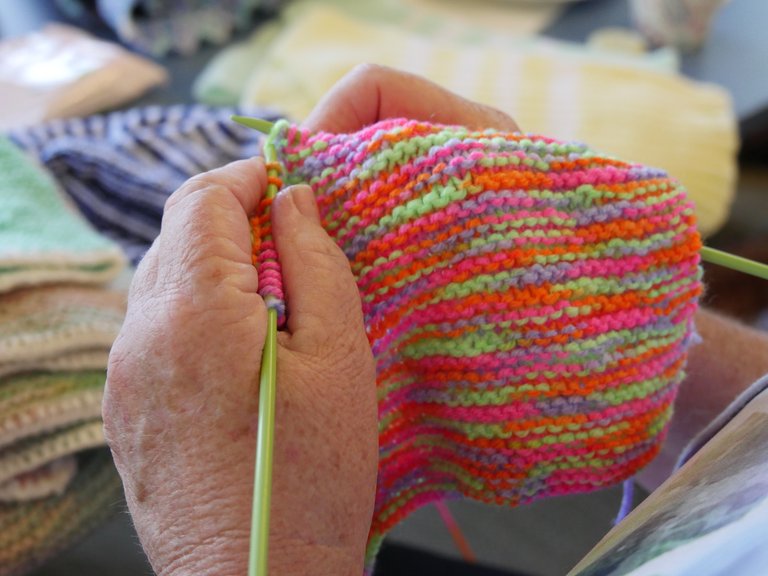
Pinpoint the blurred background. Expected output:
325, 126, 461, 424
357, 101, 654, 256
0, 0, 766, 574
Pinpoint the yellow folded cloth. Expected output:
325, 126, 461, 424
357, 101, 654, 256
195, 0, 561, 105
240, 4, 737, 237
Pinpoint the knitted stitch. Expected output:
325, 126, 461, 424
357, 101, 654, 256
0, 449, 122, 576
0, 371, 105, 457
0, 456, 77, 503
0, 284, 121, 507
260, 118, 703, 568
0, 420, 104, 487
251, 163, 286, 322
0, 350, 110, 382
0, 285, 125, 378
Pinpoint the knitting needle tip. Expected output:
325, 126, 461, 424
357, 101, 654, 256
232, 115, 275, 135
700, 246, 768, 281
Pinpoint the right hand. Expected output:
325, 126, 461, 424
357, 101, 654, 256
303, 63, 520, 134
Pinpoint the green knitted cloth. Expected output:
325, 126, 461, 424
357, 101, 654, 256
0, 137, 125, 293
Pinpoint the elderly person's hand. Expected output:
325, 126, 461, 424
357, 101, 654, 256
103, 64, 522, 576
103, 158, 377, 576
102, 63, 768, 576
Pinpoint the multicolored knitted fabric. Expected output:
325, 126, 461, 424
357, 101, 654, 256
255, 118, 703, 568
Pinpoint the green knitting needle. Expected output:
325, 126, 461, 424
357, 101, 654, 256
235, 112, 280, 576
233, 115, 276, 138
251, 305, 277, 576
700, 246, 768, 281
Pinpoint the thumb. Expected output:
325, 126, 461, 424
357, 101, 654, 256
271, 185, 366, 353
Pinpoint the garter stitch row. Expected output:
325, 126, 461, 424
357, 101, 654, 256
252, 162, 286, 324
257, 118, 703, 569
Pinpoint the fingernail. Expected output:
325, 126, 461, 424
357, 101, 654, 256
284, 185, 320, 223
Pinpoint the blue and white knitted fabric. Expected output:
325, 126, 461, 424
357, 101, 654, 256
9, 105, 282, 264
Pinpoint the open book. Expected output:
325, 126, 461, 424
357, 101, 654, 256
569, 386, 768, 575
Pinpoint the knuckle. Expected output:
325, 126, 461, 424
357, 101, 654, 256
347, 62, 402, 88
128, 246, 161, 299
349, 62, 387, 80
163, 179, 212, 216
163, 181, 195, 214
163, 174, 232, 222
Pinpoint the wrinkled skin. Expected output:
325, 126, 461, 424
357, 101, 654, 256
103, 169, 378, 575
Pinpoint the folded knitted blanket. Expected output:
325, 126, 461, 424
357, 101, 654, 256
0, 372, 107, 474
0, 284, 124, 500
193, 0, 561, 106
0, 326, 121, 575
257, 119, 703, 569
9, 105, 279, 264
0, 137, 125, 292
0, 285, 126, 379
0, 449, 122, 576
0, 456, 77, 503
0, 417, 104, 494
0, 135, 127, 574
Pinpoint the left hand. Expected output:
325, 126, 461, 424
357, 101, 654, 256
103, 158, 378, 576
